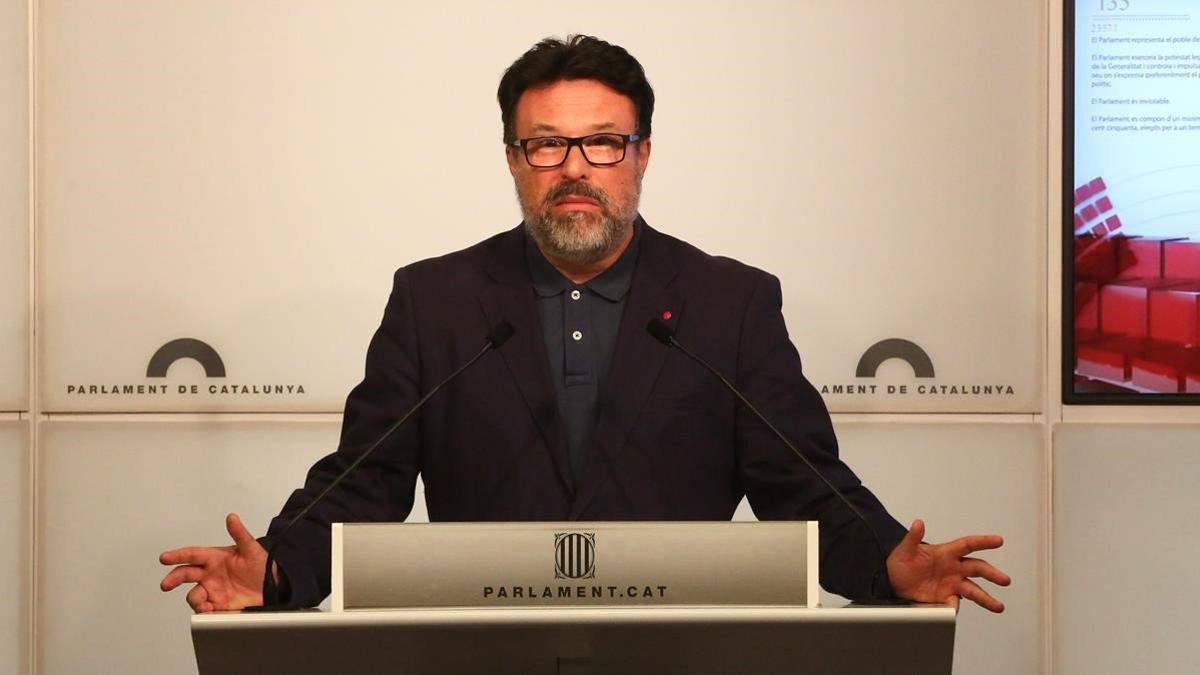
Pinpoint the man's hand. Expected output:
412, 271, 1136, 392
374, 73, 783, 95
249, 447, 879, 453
159, 513, 268, 613
886, 519, 1011, 613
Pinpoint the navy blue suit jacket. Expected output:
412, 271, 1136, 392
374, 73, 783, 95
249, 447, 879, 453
266, 220, 907, 607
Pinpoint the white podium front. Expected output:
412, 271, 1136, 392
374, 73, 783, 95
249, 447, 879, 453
331, 521, 821, 610
191, 522, 956, 674
192, 603, 956, 674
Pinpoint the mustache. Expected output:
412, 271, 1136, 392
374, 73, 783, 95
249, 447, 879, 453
541, 181, 610, 210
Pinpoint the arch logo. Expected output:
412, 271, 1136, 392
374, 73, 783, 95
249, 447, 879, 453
817, 338, 1016, 400
64, 338, 307, 399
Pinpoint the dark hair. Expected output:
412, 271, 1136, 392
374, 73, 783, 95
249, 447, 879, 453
497, 35, 654, 143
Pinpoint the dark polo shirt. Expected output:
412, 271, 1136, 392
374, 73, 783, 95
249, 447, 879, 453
525, 222, 641, 480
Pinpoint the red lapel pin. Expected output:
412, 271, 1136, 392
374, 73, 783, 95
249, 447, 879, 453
661, 310, 672, 321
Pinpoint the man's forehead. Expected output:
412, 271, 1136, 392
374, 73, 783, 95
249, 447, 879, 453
529, 120, 618, 134
513, 79, 637, 134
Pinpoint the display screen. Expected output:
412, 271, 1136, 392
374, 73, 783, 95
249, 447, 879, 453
1066, 0, 1200, 402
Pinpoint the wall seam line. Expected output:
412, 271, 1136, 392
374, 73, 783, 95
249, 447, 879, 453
27, 0, 39, 672
1045, 1, 1061, 673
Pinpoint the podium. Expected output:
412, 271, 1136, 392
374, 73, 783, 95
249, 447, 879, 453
192, 522, 956, 674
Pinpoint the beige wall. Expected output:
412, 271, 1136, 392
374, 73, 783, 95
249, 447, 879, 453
37, 419, 335, 675
1053, 425, 1200, 674
1, 0, 29, 412
15, 1, 1200, 674
0, 419, 28, 675
1, 0, 29, 672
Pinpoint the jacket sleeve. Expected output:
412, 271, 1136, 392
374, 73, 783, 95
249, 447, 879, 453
734, 271, 907, 601
262, 268, 423, 608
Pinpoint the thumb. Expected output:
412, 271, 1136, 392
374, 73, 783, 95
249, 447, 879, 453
225, 513, 258, 550
897, 519, 925, 554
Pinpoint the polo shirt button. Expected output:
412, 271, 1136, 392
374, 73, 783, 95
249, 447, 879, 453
570, 290, 581, 300
572, 330, 583, 341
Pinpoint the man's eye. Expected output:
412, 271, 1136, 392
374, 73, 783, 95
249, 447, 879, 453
529, 138, 567, 150
584, 135, 623, 149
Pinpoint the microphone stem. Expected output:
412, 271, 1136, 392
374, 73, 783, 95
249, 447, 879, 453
666, 334, 893, 598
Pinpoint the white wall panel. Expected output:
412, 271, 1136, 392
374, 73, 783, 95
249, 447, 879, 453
829, 422, 1043, 675
39, 0, 1043, 414
0, 420, 28, 675
1054, 424, 1200, 675
0, 0, 28, 411
646, 2, 1047, 415
37, 419, 341, 675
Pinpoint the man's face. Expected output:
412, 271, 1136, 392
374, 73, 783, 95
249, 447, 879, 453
507, 79, 651, 266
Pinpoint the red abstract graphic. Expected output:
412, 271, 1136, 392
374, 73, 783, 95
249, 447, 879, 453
1073, 177, 1200, 393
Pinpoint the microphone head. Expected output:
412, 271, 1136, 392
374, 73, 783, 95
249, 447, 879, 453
487, 320, 515, 348
645, 318, 674, 346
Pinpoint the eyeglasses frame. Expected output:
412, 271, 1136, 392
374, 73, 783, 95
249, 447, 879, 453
506, 132, 644, 168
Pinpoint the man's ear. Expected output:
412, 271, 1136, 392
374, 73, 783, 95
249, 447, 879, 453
636, 136, 652, 176
505, 145, 519, 176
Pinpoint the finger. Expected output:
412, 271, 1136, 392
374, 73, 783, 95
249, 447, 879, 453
947, 534, 1004, 557
186, 584, 208, 613
198, 601, 215, 614
160, 547, 219, 567
226, 513, 257, 550
944, 594, 960, 610
961, 558, 1012, 587
160, 565, 206, 592
958, 578, 1005, 614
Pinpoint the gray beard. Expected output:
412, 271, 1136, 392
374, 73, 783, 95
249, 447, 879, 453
519, 182, 639, 266
525, 210, 629, 266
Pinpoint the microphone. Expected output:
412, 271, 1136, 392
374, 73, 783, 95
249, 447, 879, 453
248, 320, 515, 610
646, 318, 895, 599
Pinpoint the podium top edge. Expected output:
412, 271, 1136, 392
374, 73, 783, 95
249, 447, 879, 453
192, 604, 956, 631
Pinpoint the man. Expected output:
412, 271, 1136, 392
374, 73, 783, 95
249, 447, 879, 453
161, 35, 1009, 613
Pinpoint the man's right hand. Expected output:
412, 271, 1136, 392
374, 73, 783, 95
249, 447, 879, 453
159, 512, 269, 613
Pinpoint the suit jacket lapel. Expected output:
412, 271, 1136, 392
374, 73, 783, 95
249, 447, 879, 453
571, 223, 681, 519
478, 227, 575, 495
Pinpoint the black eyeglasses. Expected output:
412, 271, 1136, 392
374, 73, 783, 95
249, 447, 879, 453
507, 133, 643, 168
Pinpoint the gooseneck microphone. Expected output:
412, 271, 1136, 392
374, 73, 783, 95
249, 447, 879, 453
250, 320, 515, 610
646, 318, 894, 599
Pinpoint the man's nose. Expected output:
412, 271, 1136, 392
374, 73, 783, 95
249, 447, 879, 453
559, 144, 590, 180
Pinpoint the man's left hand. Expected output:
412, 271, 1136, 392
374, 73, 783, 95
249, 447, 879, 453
886, 519, 1010, 613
